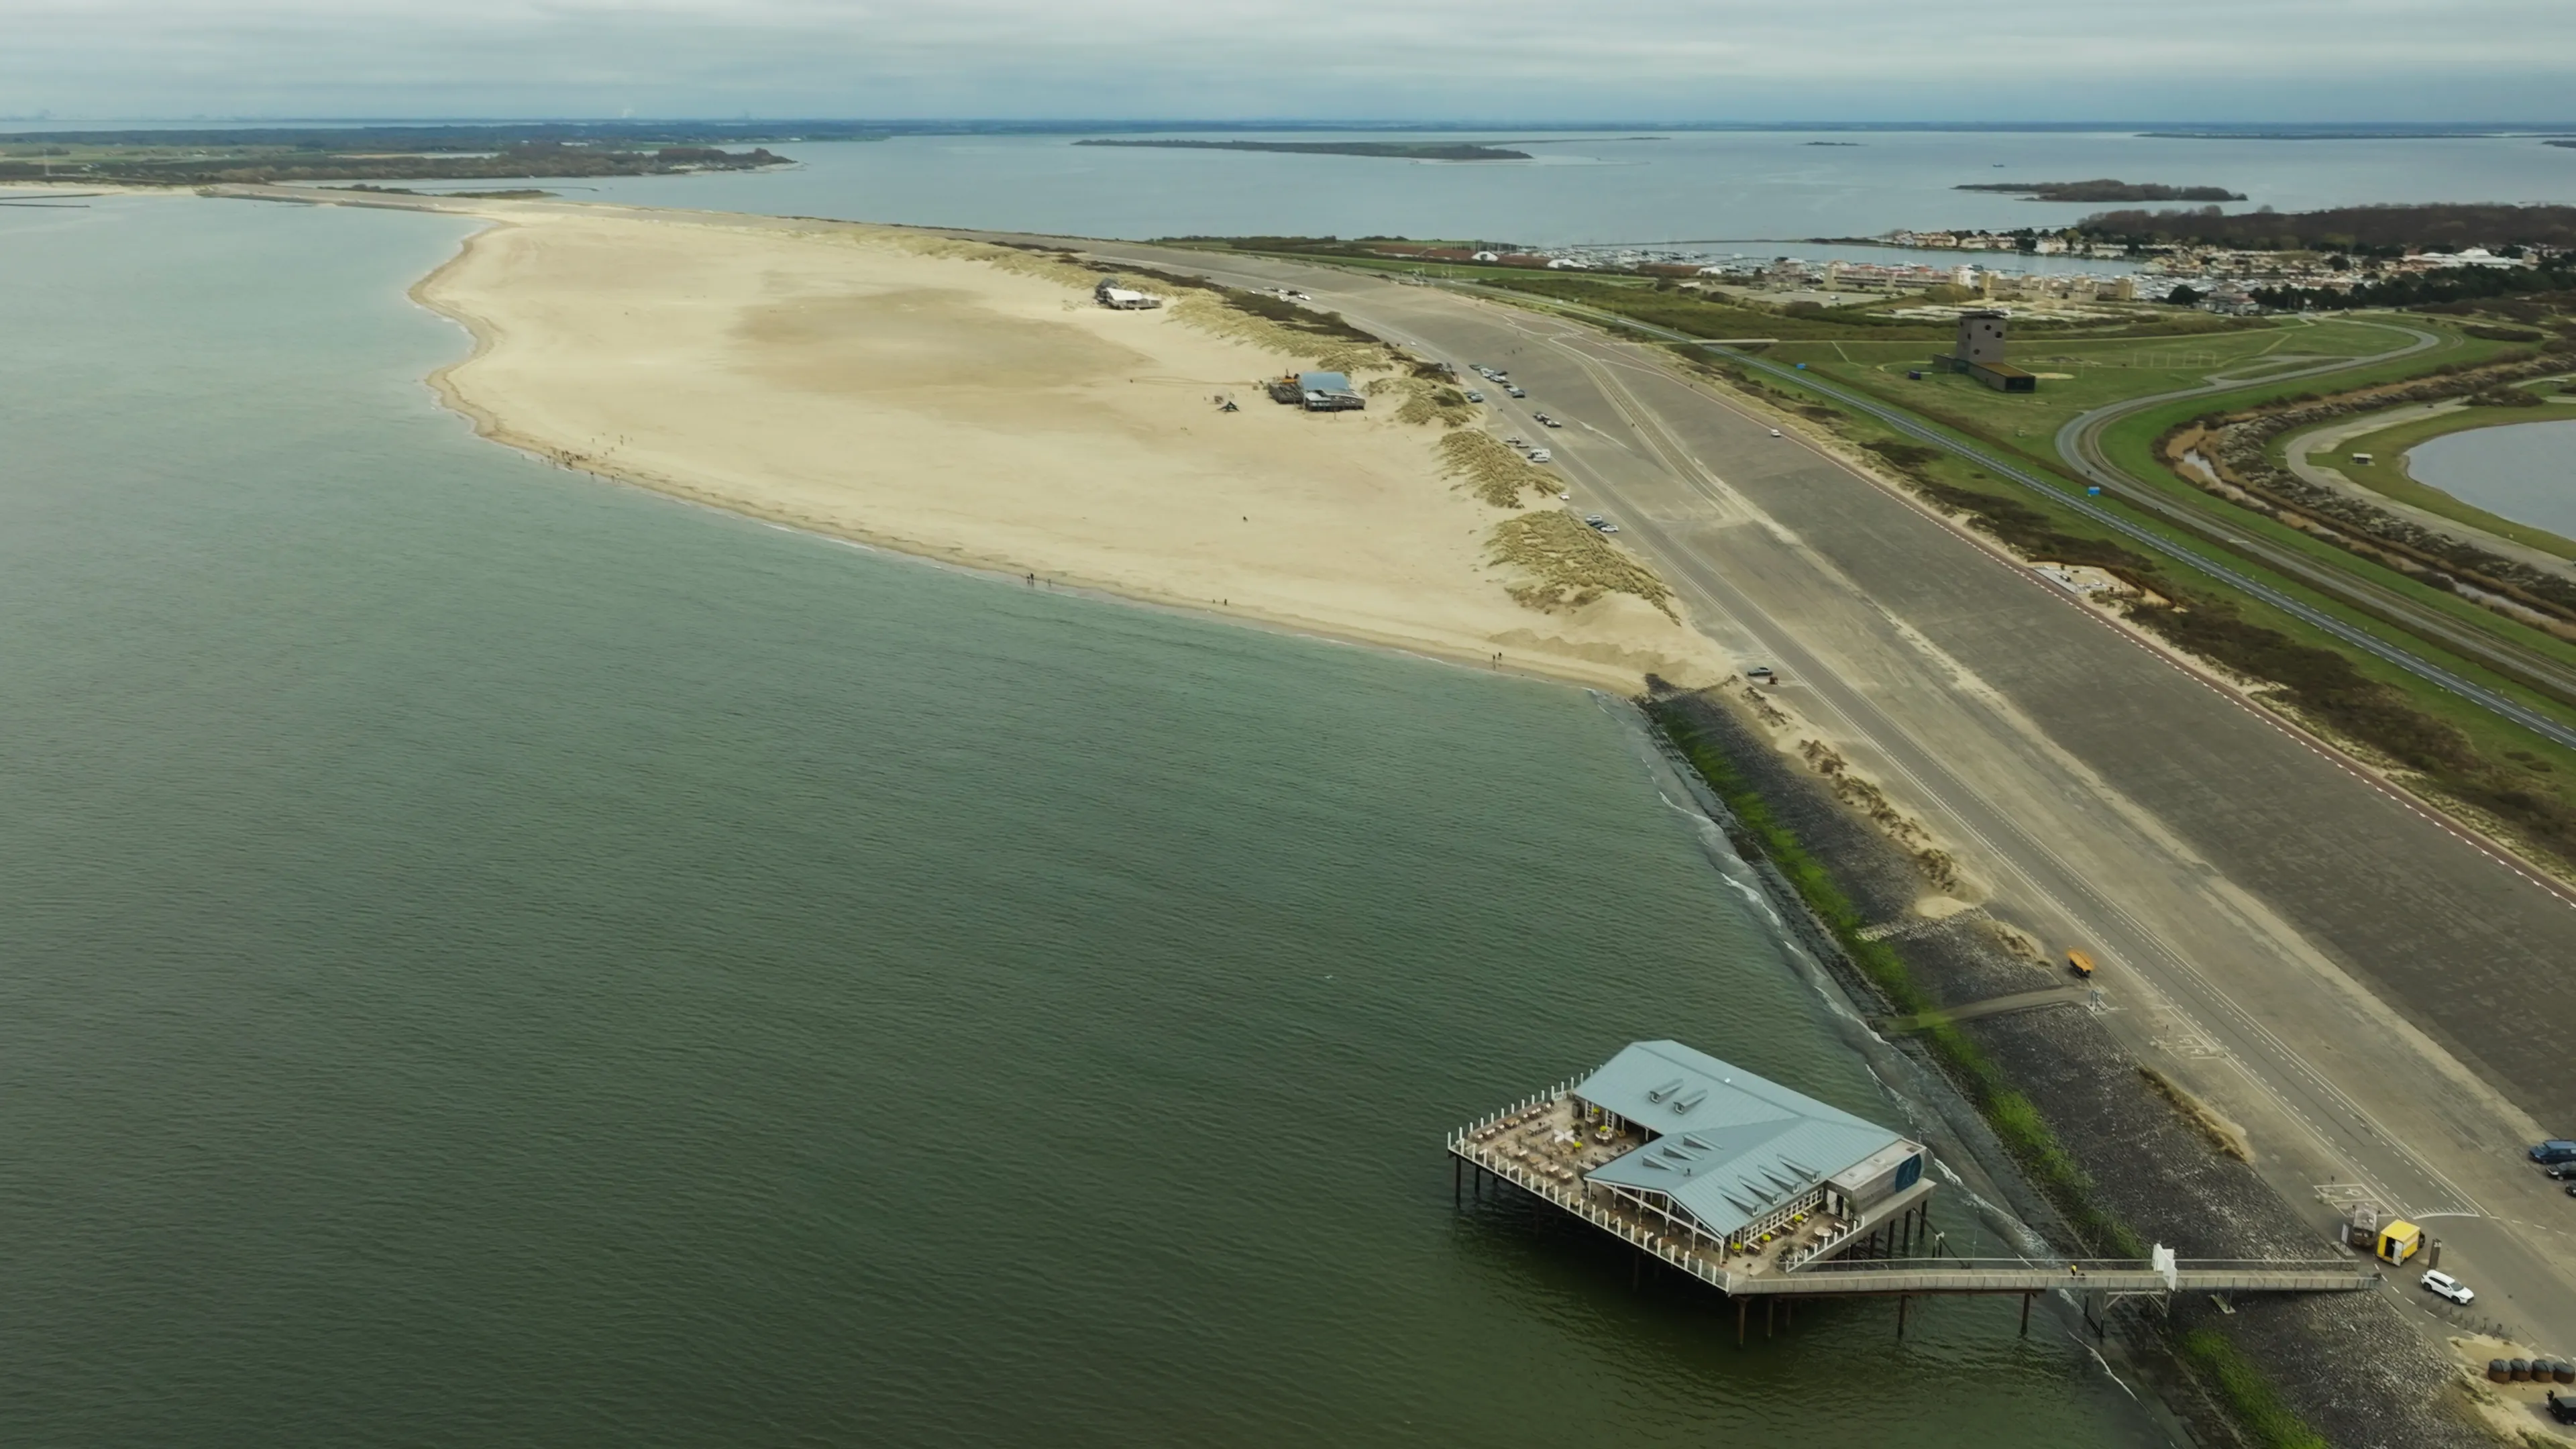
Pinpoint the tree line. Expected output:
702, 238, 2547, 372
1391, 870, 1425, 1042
2076, 203, 2576, 256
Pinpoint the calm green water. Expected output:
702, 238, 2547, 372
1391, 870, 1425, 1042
0, 196, 2155, 1444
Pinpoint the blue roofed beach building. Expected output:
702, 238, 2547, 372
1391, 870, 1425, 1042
1265, 370, 1366, 411
1452, 1039, 2378, 1340
1450, 1040, 1934, 1287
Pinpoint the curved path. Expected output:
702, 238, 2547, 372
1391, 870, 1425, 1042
2055, 326, 2576, 710
1414, 282, 2576, 741
1737, 344, 2576, 749
2283, 405, 2576, 582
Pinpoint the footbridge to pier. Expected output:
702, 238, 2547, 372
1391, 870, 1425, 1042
1450, 1060, 2379, 1342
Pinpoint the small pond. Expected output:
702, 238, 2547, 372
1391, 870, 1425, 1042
2408, 417, 2576, 536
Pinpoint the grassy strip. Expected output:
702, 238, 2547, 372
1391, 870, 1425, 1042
1648, 693, 2325, 1448
1686, 354, 2576, 867
2176, 1330, 2331, 1449
1644, 696, 2140, 1258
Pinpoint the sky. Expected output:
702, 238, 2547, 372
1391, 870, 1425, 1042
5, 0, 2575, 124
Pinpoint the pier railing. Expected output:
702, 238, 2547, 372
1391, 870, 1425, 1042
1450, 1095, 2378, 1299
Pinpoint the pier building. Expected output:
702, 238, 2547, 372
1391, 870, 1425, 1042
1450, 1038, 2375, 1342
1459, 1040, 1933, 1272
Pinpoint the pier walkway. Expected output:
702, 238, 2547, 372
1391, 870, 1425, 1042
1450, 1087, 2377, 1317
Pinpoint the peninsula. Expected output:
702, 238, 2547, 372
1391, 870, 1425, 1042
1072, 139, 1530, 161
0, 125, 790, 185
400, 199, 1716, 692
1957, 179, 2245, 202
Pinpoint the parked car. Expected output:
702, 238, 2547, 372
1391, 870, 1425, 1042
2544, 1161, 2576, 1181
1507, 386, 1527, 398
1537, 415, 1563, 428
2548, 1390, 2576, 1427
1525, 448, 1552, 463
1768, 427, 1783, 437
2421, 1269, 2475, 1305
1464, 390, 1485, 402
2532, 1140, 2576, 1165
1746, 665, 1777, 685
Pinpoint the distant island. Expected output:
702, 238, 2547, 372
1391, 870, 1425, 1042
1803, 141, 1862, 147
0, 125, 791, 185
2141, 130, 2507, 141
1073, 139, 1529, 162
1960, 178, 2245, 202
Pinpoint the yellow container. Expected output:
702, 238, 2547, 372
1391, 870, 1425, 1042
2377, 1220, 2423, 1265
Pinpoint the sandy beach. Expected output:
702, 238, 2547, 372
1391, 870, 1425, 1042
408, 203, 1726, 692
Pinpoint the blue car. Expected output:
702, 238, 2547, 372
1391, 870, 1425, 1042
2532, 1140, 2576, 1165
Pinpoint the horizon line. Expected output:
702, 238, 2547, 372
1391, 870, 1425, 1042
7, 117, 2575, 131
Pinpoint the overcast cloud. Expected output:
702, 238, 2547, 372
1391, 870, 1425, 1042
5, 0, 2573, 122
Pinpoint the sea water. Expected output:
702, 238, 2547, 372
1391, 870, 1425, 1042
0, 195, 2159, 1444
498, 127, 2576, 246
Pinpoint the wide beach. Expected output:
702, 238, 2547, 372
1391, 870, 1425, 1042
409, 200, 1726, 692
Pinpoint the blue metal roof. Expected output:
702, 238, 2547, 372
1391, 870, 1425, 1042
1575, 1040, 1909, 1240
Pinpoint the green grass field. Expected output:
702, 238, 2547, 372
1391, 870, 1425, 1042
1796, 315, 2576, 681
1779, 316, 2443, 451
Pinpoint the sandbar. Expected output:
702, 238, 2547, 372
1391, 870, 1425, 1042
410, 202, 1727, 692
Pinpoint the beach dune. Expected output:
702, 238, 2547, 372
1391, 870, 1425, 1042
414, 205, 1725, 691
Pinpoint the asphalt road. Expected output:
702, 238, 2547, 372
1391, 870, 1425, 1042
1435, 282, 2576, 747
1071, 243, 2576, 1355
1735, 345, 2576, 748
2053, 334, 2576, 709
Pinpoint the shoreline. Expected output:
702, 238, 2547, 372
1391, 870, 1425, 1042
1644, 685, 2487, 1448
398, 198, 1728, 696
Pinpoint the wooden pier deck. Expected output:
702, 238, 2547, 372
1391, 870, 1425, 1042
1449, 1087, 2377, 1316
